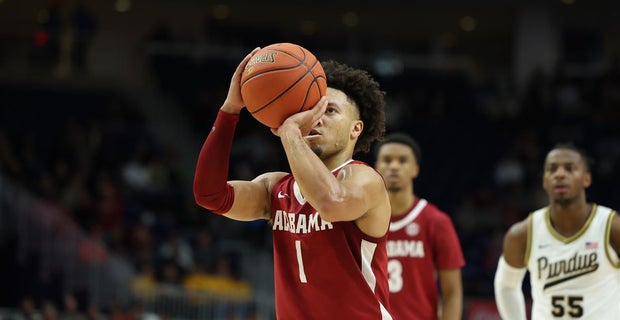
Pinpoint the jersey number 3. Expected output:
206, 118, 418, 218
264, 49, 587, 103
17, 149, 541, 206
388, 259, 403, 292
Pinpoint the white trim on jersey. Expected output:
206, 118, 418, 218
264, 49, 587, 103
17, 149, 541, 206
293, 181, 306, 205
360, 239, 393, 320
379, 304, 393, 320
333, 159, 354, 172
605, 210, 620, 267
361, 239, 377, 291
389, 199, 428, 232
293, 159, 354, 205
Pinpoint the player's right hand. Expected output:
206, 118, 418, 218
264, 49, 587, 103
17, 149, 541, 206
272, 96, 328, 137
221, 47, 261, 114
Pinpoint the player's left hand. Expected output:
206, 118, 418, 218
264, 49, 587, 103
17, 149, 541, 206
222, 47, 261, 114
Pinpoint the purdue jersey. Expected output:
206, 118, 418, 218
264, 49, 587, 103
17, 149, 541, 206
526, 204, 620, 319
270, 160, 392, 320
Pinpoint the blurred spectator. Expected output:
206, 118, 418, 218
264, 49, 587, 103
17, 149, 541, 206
182, 262, 212, 292
122, 145, 152, 192
127, 302, 159, 320
94, 172, 124, 233
106, 303, 130, 320
158, 232, 194, 273
61, 171, 93, 228
493, 154, 525, 188
127, 218, 156, 269
41, 301, 57, 320
131, 263, 158, 300
78, 225, 108, 265
183, 258, 251, 297
213, 256, 252, 299
12, 297, 42, 320
84, 305, 105, 320
158, 260, 183, 295
58, 295, 85, 320
192, 232, 219, 274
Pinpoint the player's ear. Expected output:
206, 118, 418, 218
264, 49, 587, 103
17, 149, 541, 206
583, 171, 592, 189
351, 120, 363, 139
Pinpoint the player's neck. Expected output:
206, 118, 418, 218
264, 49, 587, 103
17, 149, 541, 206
321, 152, 353, 171
389, 186, 415, 216
548, 199, 592, 237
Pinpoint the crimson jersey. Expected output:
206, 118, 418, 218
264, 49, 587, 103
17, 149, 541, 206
270, 160, 392, 320
387, 198, 465, 320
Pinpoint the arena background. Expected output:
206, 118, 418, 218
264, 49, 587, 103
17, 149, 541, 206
1, 0, 619, 319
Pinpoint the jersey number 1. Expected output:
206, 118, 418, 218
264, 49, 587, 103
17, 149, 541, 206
295, 240, 308, 283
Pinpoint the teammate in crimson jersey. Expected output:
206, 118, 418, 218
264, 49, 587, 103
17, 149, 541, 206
193, 48, 392, 319
375, 133, 465, 320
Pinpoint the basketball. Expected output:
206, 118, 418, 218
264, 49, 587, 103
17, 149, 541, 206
240, 43, 327, 128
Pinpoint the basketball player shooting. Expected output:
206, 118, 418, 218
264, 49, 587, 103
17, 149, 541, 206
494, 143, 620, 319
193, 47, 393, 319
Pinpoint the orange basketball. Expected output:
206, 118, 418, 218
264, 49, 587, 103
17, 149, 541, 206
240, 43, 327, 128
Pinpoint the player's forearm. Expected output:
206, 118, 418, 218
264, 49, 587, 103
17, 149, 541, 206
494, 256, 527, 320
279, 128, 343, 212
192, 110, 238, 214
440, 292, 462, 320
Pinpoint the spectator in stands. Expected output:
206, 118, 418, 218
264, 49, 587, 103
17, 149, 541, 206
192, 231, 219, 274
84, 305, 105, 320
58, 294, 85, 320
158, 260, 184, 295
13, 297, 42, 320
158, 231, 194, 273
183, 257, 252, 299
94, 172, 124, 233
127, 302, 159, 320
131, 263, 158, 300
41, 301, 57, 320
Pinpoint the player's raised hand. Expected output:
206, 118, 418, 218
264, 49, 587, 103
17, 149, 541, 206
222, 47, 261, 114
272, 96, 328, 137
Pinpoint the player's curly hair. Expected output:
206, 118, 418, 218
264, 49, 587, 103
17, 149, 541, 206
321, 60, 386, 154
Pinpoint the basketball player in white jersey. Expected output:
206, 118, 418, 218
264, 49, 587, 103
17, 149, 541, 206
494, 143, 620, 319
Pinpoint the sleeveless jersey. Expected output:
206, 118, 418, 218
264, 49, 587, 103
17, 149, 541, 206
526, 204, 620, 319
270, 160, 392, 320
387, 198, 465, 320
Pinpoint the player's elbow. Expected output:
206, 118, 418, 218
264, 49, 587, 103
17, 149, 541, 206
193, 183, 235, 215
192, 182, 212, 208
193, 191, 218, 211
